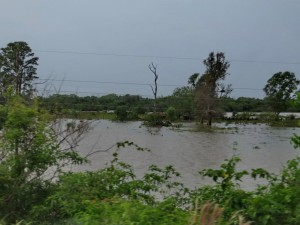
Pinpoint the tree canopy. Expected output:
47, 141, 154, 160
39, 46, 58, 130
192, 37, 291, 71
0, 41, 38, 99
194, 52, 231, 125
263, 71, 299, 116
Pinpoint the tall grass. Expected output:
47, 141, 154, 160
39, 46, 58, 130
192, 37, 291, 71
189, 201, 252, 225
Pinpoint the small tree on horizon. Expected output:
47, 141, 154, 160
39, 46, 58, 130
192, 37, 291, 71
263, 71, 299, 118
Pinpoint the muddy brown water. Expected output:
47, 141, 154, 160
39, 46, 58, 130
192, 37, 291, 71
71, 120, 300, 190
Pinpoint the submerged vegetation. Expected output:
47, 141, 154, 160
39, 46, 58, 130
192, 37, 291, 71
39, 94, 300, 127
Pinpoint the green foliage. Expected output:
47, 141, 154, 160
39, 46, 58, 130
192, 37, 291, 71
219, 97, 268, 113
194, 156, 252, 220
291, 134, 300, 149
9, 40, 300, 225
115, 106, 128, 121
245, 157, 300, 225
1, 76, 300, 224
264, 71, 299, 116
199, 156, 249, 190
203, 52, 230, 83
188, 73, 200, 88
115, 106, 139, 121
0, 105, 8, 130
166, 107, 177, 121
289, 92, 300, 113
38, 92, 300, 123
170, 86, 194, 119
143, 113, 166, 126
134, 105, 147, 115
30, 151, 189, 224
0, 96, 86, 223
2, 122, 300, 225
194, 52, 231, 125
74, 198, 188, 225
241, 135, 300, 224
193, 148, 300, 225
0, 42, 38, 98
39, 93, 150, 114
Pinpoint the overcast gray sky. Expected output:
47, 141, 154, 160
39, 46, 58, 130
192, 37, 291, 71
1, 0, 299, 98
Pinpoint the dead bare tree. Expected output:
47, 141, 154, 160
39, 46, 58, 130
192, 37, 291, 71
148, 62, 158, 112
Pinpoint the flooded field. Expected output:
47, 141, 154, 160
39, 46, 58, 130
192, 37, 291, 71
72, 120, 300, 189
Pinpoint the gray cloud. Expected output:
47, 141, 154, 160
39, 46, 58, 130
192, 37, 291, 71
1, 0, 299, 98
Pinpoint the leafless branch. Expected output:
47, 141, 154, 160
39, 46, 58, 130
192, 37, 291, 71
85, 143, 118, 158
148, 62, 158, 111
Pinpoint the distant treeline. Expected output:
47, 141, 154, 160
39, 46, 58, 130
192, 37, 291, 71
39, 93, 300, 116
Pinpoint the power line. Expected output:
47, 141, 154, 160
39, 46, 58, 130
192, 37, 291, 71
34, 49, 300, 65
36, 89, 155, 98
38, 78, 181, 87
38, 78, 264, 90
229, 59, 300, 65
35, 50, 200, 61
233, 87, 262, 90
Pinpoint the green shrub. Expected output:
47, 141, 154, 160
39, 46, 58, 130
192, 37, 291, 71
74, 198, 189, 225
30, 152, 188, 224
143, 113, 165, 126
115, 106, 128, 121
166, 107, 177, 121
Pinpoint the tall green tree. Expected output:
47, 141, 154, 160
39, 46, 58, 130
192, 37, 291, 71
170, 86, 194, 119
263, 71, 299, 117
0, 95, 88, 222
195, 52, 231, 125
0, 41, 38, 98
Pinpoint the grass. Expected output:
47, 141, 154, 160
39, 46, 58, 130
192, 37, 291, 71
268, 119, 300, 127
189, 202, 252, 225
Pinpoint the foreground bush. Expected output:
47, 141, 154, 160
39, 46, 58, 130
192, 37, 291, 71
29, 152, 189, 224
0, 95, 88, 224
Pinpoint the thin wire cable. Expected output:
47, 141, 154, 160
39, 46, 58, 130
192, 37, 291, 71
37, 78, 180, 87
34, 49, 300, 65
35, 50, 200, 61
37, 78, 264, 90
